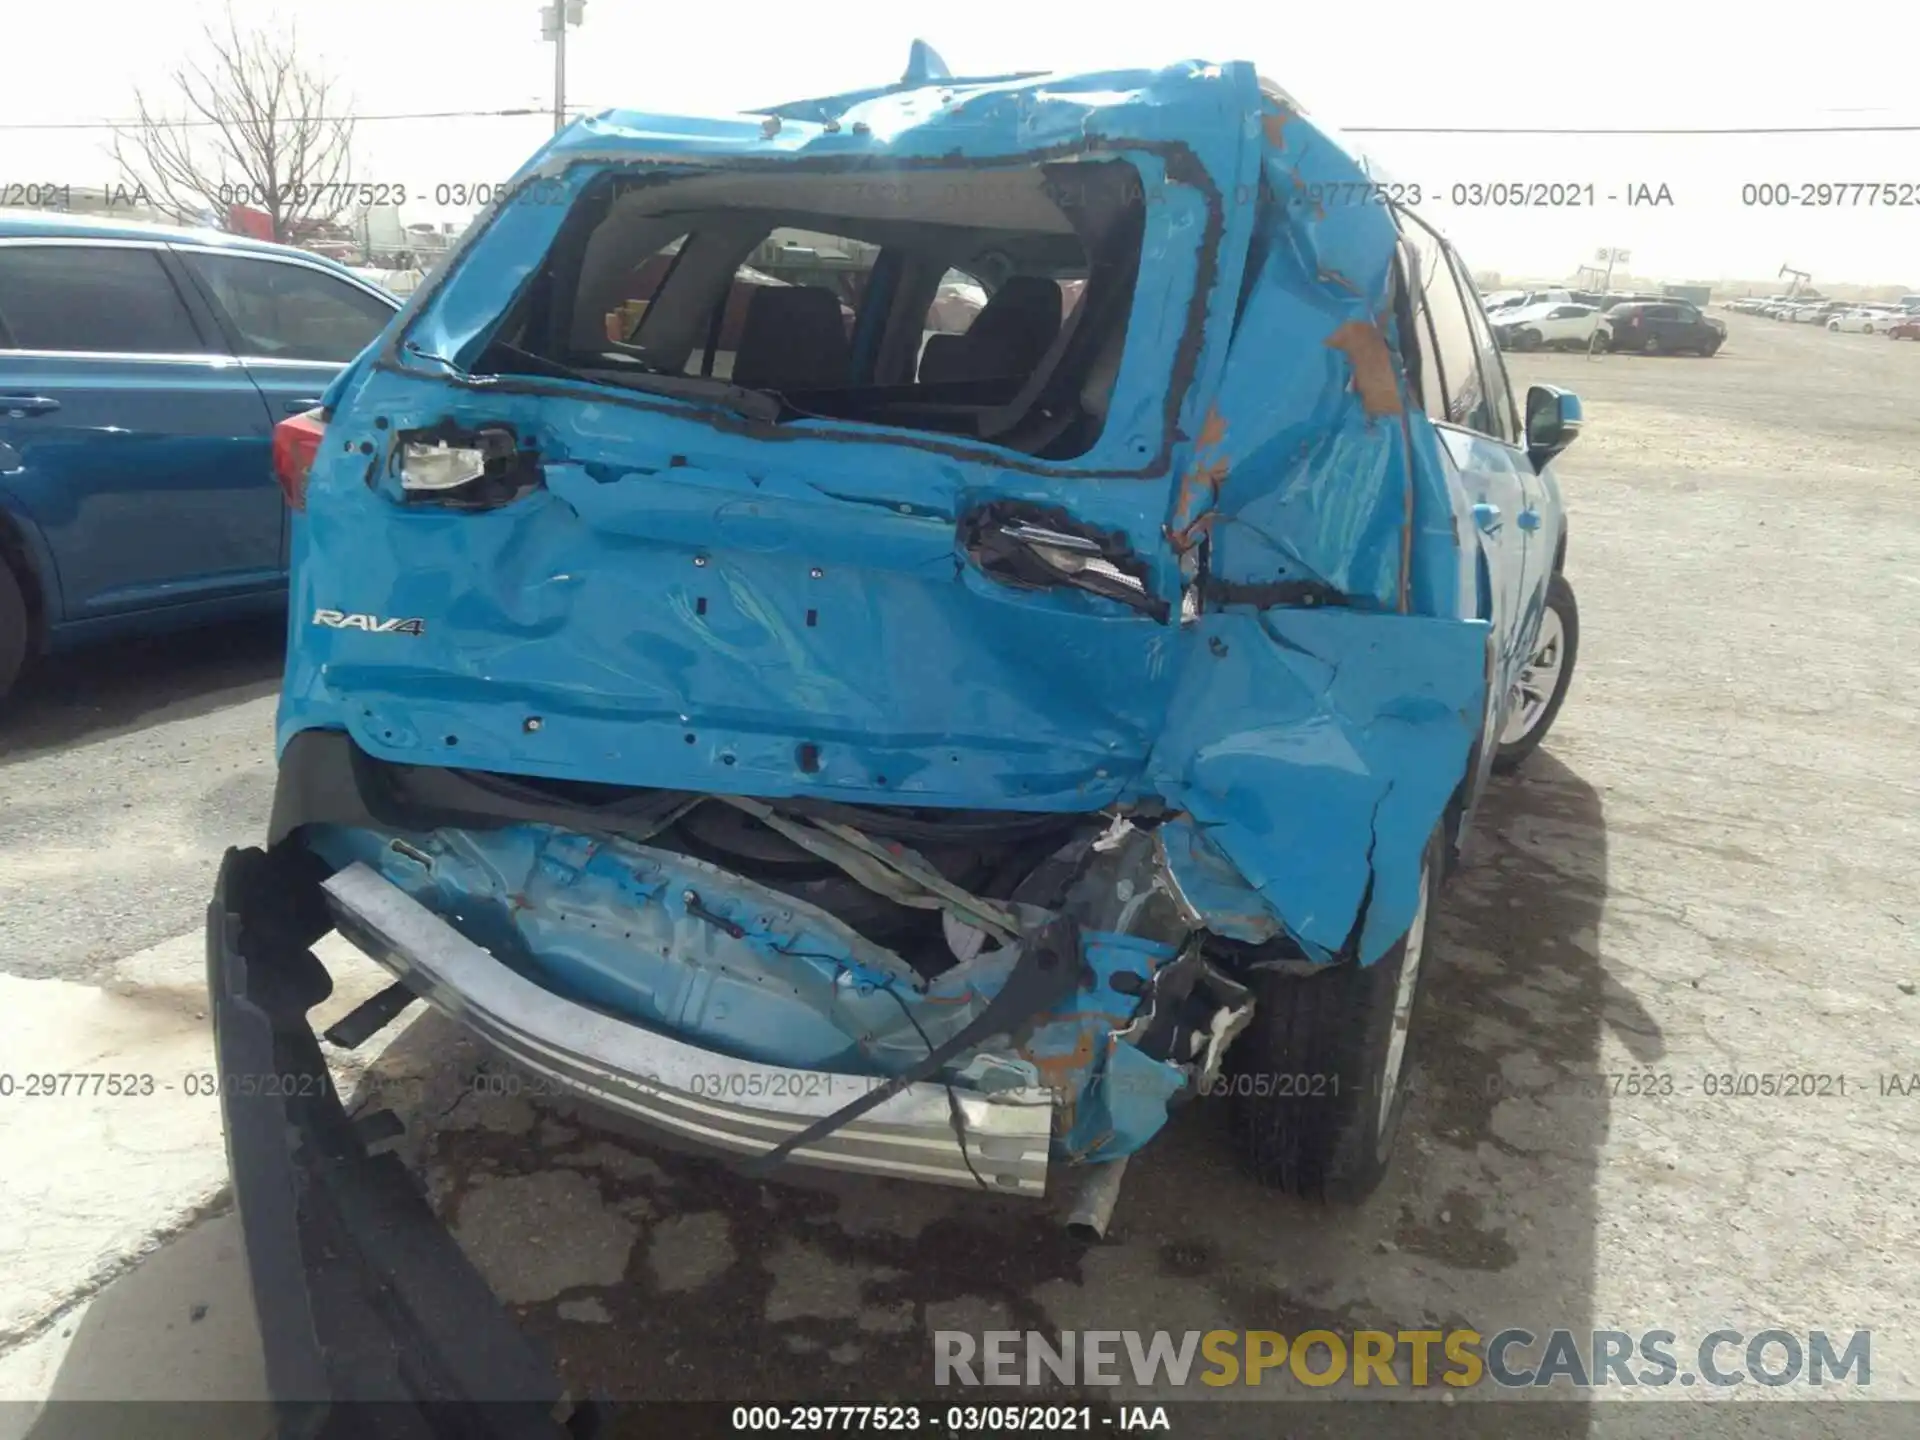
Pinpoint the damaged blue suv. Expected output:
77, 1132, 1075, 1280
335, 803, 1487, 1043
208, 44, 1579, 1417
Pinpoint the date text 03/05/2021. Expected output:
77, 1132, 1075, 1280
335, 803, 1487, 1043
728, 1405, 1166, 1432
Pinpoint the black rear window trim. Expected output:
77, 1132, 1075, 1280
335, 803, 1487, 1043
373, 136, 1227, 484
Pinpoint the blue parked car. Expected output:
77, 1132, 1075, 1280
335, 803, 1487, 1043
208, 46, 1581, 1416
0, 212, 402, 698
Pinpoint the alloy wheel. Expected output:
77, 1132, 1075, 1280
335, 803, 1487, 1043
1376, 864, 1433, 1141
1501, 606, 1566, 746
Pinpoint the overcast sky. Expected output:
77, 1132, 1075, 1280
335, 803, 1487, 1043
6, 0, 1918, 286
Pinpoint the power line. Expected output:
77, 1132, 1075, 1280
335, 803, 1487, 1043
1347, 123, 1920, 134
1, 110, 1917, 136
0, 107, 577, 131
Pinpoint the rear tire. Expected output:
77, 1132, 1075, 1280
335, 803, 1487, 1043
0, 561, 27, 703
1493, 573, 1579, 773
1225, 829, 1444, 1203
1642, 334, 1663, 355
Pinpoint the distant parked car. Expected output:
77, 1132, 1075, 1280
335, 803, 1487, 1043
1888, 313, 1920, 340
0, 211, 402, 699
1493, 301, 1610, 352
1828, 307, 1904, 334
348, 266, 424, 298
1596, 292, 1668, 312
1486, 288, 1572, 315
1606, 300, 1726, 355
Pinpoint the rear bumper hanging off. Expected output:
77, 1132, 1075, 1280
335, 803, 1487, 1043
320, 860, 1054, 1195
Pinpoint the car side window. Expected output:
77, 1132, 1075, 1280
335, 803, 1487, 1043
181, 251, 395, 363
1396, 216, 1486, 430
0, 245, 208, 355
1446, 248, 1519, 443
1394, 242, 1444, 419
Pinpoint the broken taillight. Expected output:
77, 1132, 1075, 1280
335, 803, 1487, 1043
391, 424, 542, 509
273, 408, 327, 510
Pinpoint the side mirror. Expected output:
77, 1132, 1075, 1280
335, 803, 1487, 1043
1525, 384, 1582, 472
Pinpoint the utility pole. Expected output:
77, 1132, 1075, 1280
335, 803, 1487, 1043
541, 2, 586, 134
1594, 246, 1630, 292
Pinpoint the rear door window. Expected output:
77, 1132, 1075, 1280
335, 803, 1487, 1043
1449, 252, 1519, 443
1395, 211, 1513, 441
180, 252, 395, 363
1397, 220, 1468, 424
0, 245, 208, 354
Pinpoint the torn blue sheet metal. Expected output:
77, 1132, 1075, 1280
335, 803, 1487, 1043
305, 820, 1185, 1162
1151, 609, 1489, 965
282, 51, 1515, 1143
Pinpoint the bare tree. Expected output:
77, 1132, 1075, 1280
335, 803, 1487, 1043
112, 8, 355, 244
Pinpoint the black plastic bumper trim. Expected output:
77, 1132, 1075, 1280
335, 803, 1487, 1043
207, 844, 598, 1439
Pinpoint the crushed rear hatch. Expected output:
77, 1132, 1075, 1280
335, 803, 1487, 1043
269, 53, 1489, 1187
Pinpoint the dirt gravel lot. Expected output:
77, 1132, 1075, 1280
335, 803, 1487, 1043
2, 311, 1916, 1438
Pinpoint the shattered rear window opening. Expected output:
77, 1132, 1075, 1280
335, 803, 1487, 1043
478, 159, 1146, 460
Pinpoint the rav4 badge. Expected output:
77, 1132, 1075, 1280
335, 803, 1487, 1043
312, 608, 426, 636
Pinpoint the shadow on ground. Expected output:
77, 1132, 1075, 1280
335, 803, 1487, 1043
0, 612, 283, 762
1, 1213, 271, 1440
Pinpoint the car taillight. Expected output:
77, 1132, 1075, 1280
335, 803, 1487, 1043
392, 424, 542, 509
273, 408, 327, 510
